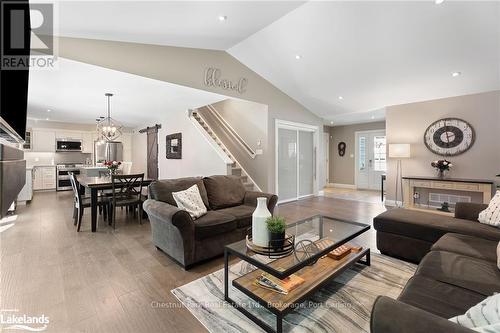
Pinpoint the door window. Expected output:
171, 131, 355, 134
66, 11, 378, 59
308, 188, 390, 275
358, 137, 366, 170
373, 136, 387, 172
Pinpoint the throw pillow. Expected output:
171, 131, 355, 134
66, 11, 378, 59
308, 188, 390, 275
478, 191, 500, 227
449, 293, 500, 332
497, 241, 500, 270
172, 184, 207, 219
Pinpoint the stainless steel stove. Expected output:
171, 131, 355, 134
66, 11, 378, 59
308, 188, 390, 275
56, 163, 84, 191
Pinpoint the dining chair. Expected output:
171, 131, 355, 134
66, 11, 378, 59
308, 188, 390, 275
108, 173, 145, 229
69, 172, 108, 232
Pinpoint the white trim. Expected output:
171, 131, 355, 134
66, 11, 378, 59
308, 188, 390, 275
385, 200, 402, 207
318, 190, 325, 196
327, 183, 357, 189
354, 129, 386, 190
275, 119, 319, 204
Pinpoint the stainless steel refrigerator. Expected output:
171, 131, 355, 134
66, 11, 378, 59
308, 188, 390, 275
94, 141, 123, 162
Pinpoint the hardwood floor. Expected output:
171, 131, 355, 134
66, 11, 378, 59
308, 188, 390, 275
0, 191, 387, 333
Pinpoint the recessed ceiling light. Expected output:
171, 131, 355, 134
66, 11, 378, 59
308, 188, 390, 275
452, 71, 461, 77
47, 109, 51, 112
45, 117, 49, 121
218, 15, 227, 21
338, 96, 344, 100
295, 55, 302, 60
435, 0, 444, 4
330, 121, 334, 125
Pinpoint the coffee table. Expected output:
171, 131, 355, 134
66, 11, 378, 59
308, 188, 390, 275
224, 215, 370, 333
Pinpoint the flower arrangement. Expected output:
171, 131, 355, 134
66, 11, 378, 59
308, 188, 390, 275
104, 160, 122, 174
431, 159, 453, 178
431, 159, 453, 171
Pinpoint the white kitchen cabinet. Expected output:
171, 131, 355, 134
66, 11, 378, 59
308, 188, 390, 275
81, 132, 93, 154
32, 130, 56, 152
55, 131, 81, 140
33, 166, 56, 191
17, 169, 33, 203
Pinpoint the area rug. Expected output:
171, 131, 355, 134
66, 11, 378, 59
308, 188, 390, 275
171, 253, 416, 333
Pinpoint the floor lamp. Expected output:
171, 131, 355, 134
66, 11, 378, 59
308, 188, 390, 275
388, 144, 411, 207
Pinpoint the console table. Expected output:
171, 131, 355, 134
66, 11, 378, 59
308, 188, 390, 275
402, 176, 494, 213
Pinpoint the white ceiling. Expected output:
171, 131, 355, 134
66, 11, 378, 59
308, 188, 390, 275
56, 1, 304, 50
27, 58, 227, 127
228, 1, 500, 125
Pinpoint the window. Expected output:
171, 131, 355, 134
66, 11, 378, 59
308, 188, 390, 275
358, 137, 366, 170
374, 136, 387, 171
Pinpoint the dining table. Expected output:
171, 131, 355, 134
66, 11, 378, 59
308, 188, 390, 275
76, 175, 154, 232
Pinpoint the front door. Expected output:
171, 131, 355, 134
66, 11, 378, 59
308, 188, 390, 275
356, 130, 386, 190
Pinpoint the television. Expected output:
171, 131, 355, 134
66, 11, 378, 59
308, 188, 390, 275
0, 0, 30, 144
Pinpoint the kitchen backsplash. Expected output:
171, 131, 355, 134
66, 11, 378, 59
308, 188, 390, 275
25, 152, 92, 167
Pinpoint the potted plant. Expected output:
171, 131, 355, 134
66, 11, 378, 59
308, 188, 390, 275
431, 159, 453, 179
266, 216, 286, 249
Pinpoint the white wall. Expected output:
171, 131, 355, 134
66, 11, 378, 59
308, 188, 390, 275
156, 110, 228, 179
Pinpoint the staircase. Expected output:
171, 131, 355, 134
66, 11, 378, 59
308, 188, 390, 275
191, 110, 259, 191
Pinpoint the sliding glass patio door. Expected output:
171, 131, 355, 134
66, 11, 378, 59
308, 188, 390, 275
276, 121, 317, 203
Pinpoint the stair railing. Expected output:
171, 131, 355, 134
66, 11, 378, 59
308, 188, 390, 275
206, 104, 257, 159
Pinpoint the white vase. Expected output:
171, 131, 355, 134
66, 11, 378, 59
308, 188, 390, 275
252, 197, 272, 247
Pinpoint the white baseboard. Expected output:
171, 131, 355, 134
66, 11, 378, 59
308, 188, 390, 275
327, 183, 357, 189
385, 200, 403, 207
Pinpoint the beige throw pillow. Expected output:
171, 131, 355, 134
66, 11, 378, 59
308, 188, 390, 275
172, 184, 207, 219
478, 191, 500, 227
449, 294, 500, 332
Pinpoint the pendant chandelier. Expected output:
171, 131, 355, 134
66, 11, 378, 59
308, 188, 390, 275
96, 93, 123, 143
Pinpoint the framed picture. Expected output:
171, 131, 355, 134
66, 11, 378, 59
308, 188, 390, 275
166, 133, 182, 159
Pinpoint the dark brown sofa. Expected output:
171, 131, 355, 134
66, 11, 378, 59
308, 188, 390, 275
143, 175, 278, 268
371, 203, 500, 332
371, 233, 500, 333
374, 203, 500, 263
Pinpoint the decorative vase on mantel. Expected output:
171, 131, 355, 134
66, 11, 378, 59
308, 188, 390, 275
437, 169, 447, 179
252, 197, 271, 247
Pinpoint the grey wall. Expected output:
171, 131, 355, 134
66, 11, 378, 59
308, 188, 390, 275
200, 99, 268, 189
328, 121, 386, 185
56, 37, 324, 193
386, 90, 500, 202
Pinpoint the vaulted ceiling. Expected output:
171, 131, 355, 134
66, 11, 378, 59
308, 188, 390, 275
47, 1, 500, 126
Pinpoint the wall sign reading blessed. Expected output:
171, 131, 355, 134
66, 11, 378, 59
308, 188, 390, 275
204, 67, 248, 94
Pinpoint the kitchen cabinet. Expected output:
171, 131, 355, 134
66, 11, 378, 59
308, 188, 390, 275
32, 130, 56, 152
33, 166, 56, 190
81, 132, 93, 154
17, 169, 33, 202
55, 131, 81, 140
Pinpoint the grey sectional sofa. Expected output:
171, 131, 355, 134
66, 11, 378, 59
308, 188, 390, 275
371, 203, 500, 332
143, 175, 277, 269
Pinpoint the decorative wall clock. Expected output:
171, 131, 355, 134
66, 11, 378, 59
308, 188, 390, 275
424, 118, 475, 156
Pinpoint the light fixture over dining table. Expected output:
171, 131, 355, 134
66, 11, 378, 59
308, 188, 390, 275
96, 93, 123, 144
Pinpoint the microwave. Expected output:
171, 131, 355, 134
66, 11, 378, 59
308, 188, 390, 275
56, 139, 82, 152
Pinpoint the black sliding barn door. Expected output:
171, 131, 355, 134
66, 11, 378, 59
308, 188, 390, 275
141, 125, 160, 180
